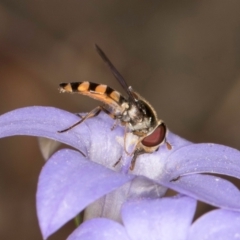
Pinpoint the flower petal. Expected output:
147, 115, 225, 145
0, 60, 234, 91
67, 218, 130, 240
37, 149, 134, 239
165, 143, 240, 179
81, 111, 124, 168
158, 143, 240, 211
0, 107, 124, 164
161, 174, 240, 211
84, 176, 168, 222
187, 209, 240, 240
0, 106, 90, 153
121, 195, 196, 240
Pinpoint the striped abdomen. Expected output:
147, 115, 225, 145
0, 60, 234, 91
59, 81, 127, 110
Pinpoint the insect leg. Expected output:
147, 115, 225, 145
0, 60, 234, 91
75, 113, 83, 118
112, 156, 122, 167
166, 141, 172, 150
129, 148, 145, 170
123, 128, 131, 155
58, 106, 103, 133
96, 106, 121, 131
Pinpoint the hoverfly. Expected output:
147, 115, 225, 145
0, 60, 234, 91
58, 45, 171, 170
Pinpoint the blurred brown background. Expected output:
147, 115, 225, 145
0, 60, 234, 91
0, 0, 240, 239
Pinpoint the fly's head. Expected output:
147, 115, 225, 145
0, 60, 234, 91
122, 87, 168, 159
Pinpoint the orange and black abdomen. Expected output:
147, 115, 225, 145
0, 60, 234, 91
59, 81, 126, 108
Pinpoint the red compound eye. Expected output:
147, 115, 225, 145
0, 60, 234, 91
141, 123, 166, 147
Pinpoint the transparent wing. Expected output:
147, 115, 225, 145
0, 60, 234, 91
95, 44, 137, 103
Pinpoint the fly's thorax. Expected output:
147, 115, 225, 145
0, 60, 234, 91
127, 103, 144, 122
129, 95, 159, 130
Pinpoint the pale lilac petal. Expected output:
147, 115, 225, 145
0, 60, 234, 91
161, 174, 240, 211
0, 106, 124, 165
165, 143, 240, 179
82, 111, 124, 168
187, 209, 240, 240
157, 143, 240, 211
84, 177, 168, 222
37, 149, 134, 239
0, 106, 90, 153
121, 195, 196, 240
67, 218, 130, 240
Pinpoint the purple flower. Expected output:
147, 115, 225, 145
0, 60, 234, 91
67, 195, 240, 240
1, 106, 240, 239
